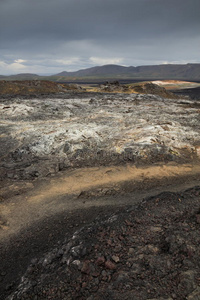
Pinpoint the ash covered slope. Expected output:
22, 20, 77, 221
0, 91, 200, 181
97, 81, 180, 99
0, 80, 84, 95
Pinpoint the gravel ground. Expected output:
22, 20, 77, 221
6, 186, 200, 300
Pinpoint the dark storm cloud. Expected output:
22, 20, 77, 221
1, 0, 200, 42
0, 0, 200, 74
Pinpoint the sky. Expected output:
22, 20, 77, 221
0, 0, 200, 75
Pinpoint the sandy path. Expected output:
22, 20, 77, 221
27, 163, 196, 205
1, 162, 200, 241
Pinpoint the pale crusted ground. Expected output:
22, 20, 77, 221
152, 80, 200, 89
1, 93, 200, 181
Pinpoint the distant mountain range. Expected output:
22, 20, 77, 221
1, 63, 200, 81
0, 73, 39, 80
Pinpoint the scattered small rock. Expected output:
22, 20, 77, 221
105, 260, 116, 270
111, 255, 120, 263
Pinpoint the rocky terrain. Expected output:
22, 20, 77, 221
0, 80, 84, 95
1, 87, 200, 182
96, 81, 180, 99
6, 187, 200, 300
1, 83, 200, 299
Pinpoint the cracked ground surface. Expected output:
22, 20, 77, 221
1, 92, 200, 181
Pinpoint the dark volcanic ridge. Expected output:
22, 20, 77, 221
0, 80, 84, 95
0, 79, 182, 99
96, 81, 180, 99
172, 86, 200, 100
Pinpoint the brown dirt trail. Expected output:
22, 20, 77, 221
1, 162, 200, 241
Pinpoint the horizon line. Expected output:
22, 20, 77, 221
1, 62, 200, 77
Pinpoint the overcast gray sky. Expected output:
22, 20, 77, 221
0, 0, 200, 75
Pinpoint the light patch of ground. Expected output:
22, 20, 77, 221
28, 163, 195, 203
152, 80, 200, 90
1, 161, 200, 240
0, 103, 35, 116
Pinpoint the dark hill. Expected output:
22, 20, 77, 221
1, 63, 200, 81
55, 63, 200, 80
56, 65, 129, 77
9, 73, 40, 80
0, 73, 40, 81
